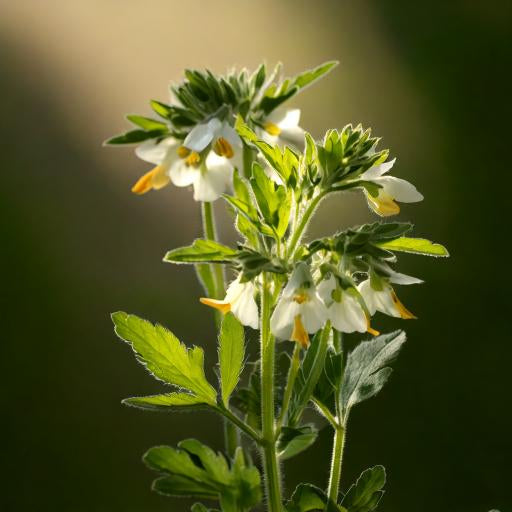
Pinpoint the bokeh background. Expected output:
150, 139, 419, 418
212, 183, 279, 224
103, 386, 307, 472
1, 1, 511, 511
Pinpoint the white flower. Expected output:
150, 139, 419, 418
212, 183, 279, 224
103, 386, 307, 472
318, 276, 378, 335
359, 158, 423, 216
184, 118, 243, 169
270, 263, 327, 348
358, 279, 416, 319
200, 276, 258, 329
132, 130, 235, 201
260, 108, 305, 148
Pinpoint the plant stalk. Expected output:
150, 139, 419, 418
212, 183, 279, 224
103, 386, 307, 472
216, 405, 262, 444
327, 425, 346, 507
260, 273, 282, 512
201, 201, 225, 299
286, 192, 326, 259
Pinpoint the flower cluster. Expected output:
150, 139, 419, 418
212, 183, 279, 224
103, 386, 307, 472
106, 63, 335, 201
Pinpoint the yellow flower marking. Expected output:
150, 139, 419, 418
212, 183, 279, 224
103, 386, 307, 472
213, 137, 234, 158
264, 122, 281, 136
291, 314, 309, 348
200, 297, 231, 315
177, 145, 190, 158
185, 151, 201, 167
391, 291, 416, 319
131, 165, 170, 195
367, 192, 400, 217
293, 293, 308, 304
364, 311, 380, 336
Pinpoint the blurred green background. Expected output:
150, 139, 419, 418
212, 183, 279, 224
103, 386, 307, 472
1, 1, 510, 511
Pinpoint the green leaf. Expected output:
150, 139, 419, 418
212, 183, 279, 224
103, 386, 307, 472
122, 392, 209, 412
145, 441, 262, 510
150, 99, 173, 119
219, 313, 245, 406
112, 312, 217, 404
126, 114, 168, 131
278, 425, 318, 460
286, 483, 331, 512
340, 466, 386, 512
290, 60, 339, 91
341, 331, 406, 419
376, 237, 449, 257
103, 128, 165, 145
288, 329, 329, 426
164, 239, 238, 264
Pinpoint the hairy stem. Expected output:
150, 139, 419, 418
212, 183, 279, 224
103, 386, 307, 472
216, 405, 262, 444
242, 143, 255, 179
276, 342, 301, 433
286, 192, 326, 259
260, 273, 282, 512
327, 425, 346, 507
201, 201, 225, 299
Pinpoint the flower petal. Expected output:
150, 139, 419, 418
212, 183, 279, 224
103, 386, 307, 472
358, 279, 378, 315
169, 160, 198, 187
131, 165, 170, 194
301, 294, 327, 333
184, 118, 221, 152
317, 275, 336, 306
135, 138, 177, 165
200, 297, 231, 314
376, 176, 423, 203
365, 189, 401, 217
192, 154, 232, 202
231, 284, 259, 329
330, 294, 367, 333
270, 298, 299, 340
361, 158, 396, 180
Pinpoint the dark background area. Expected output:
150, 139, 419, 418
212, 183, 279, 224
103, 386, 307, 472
1, 1, 510, 511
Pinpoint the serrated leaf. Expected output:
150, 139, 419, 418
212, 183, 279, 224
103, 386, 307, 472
112, 312, 217, 404
122, 392, 208, 412
219, 313, 245, 406
290, 60, 338, 91
340, 466, 386, 512
286, 483, 331, 512
278, 425, 318, 460
376, 237, 449, 257
164, 239, 238, 264
145, 442, 261, 510
341, 331, 406, 419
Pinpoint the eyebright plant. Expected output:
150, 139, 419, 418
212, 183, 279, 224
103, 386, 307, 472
106, 61, 449, 512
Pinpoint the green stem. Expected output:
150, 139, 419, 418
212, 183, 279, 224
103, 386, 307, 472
327, 425, 346, 508
216, 405, 262, 444
311, 397, 338, 428
201, 201, 225, 298
260, 273, 283, 512
286, 192, 326, 259
242, 143, 255, 179
276, 343, 301, 433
